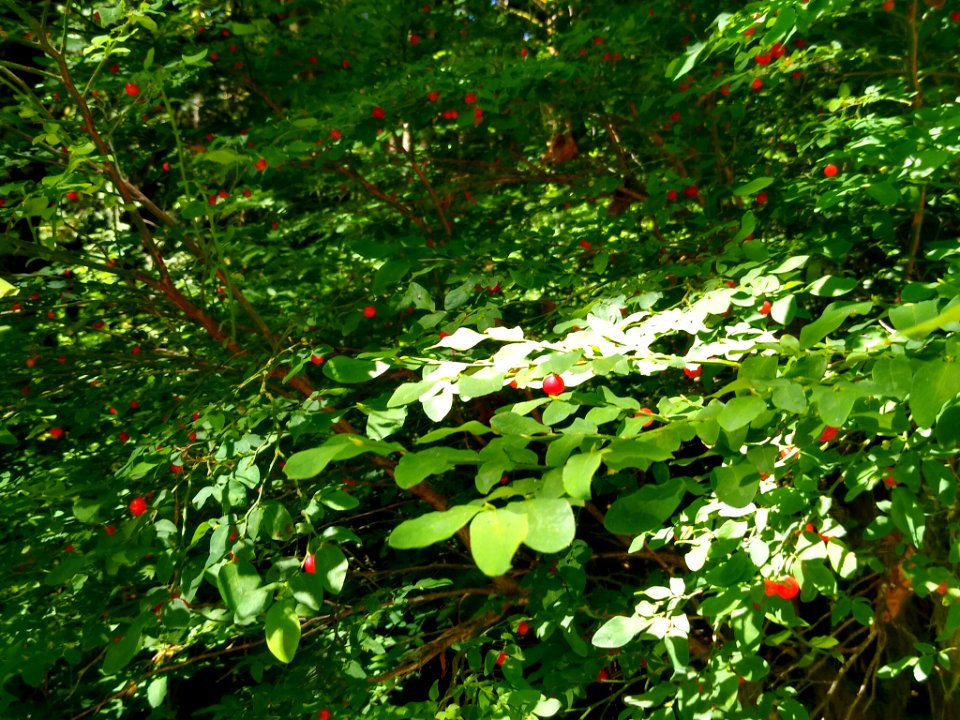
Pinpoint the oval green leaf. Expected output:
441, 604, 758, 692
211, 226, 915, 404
265, 600, 301, 664
389, 505, 482, 549
469, 508, 528, 576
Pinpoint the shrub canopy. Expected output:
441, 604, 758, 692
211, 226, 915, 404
2, 1, 960, 719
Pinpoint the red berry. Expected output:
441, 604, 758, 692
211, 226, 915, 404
882, 0, 894, 10
596, 668, 609, 682
520, 48, 529, 57
409, 34, 420, 45
720, 84, 731, 96
362, 305, 377, 318
759, 300, 772, 315
542, 374, 565, 396
776, 577, 800, 599
129, 400, 139, 409
770, 42, 786, 59
517, 620, 529, 636
304, 554, 316, 573
937, 581, 948, 595
464, 92, 477, 104
119, 431, 130, 443
818, 426, 839, 442
666, 189, 678, 201
371, 106, 385, 120
330, 128, 341, 141
754, 52, 771, 66
755, 192, 768, 205
952, 11, 960, 23
66, 190, 79, 201
427, 90, 440, 102
131, 345, 141, 355
310, 354, 324, 365
638, 407, 655, 428
109, 63, 120, 74
255, 158, 268, 171
124, 83, 139, 97
129, 496, 147, 516
65, 544, 74, 553
579, 239, 592, 250
683, 185, 699, 198
318, 710, 331, 720
105, 525, 116, 536
495, 651, 507, 666
170, 464, 184, 473
50, 427, 64, 439
683, 365, 702, 379
823, 163, 838, 177
751, 77, 763, 91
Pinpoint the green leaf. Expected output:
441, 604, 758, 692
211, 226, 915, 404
389, 506, 481, 549
102, 613, 148, 675
771, 295, 797, 325
808, 275, 858, 297
771, 382, 807, 413
323, 356, 389, 383
604, 433, 679, 466
388, 380, 437, 408
714, 464, 760, 508
201, 149, 244, 164
866, 181, 899, 205
416, 421, 491, 444
146, 676, 167, 708
284, 435, 400, 479
514, 498, 575, 553
813, 383, 864, 427
734, 210, 757, 243
542, 400, 579, 427
909, 360, 960, 428
732, 177, 773, 196
799, 301, 873, 349
181, 49, 207, 64
718, 396, 766, 432
265, 601, 301, 664
889, 300, 940, 335
895, 302, 960, 339
217, 562, 270, 621
469, 508, 528, 576
394, 447, 478, 489
314, 545, 349, 594
319, 489, 360, 511
0, 276, 17, 298
372, 259, 411, 294
458, 368, 504, 398
872, 357, 913, 399
491, 412, 549, 436
562, 451, 602, 499
890, 487, 925, 547
604, 478, 685, 535
289, 572, 325, 612
668, 41, 706, 80
591, 615, 644, 648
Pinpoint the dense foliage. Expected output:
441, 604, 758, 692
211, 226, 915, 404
3, 0, 960, 718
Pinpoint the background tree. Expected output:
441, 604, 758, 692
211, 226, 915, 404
2, 0, 960, 719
